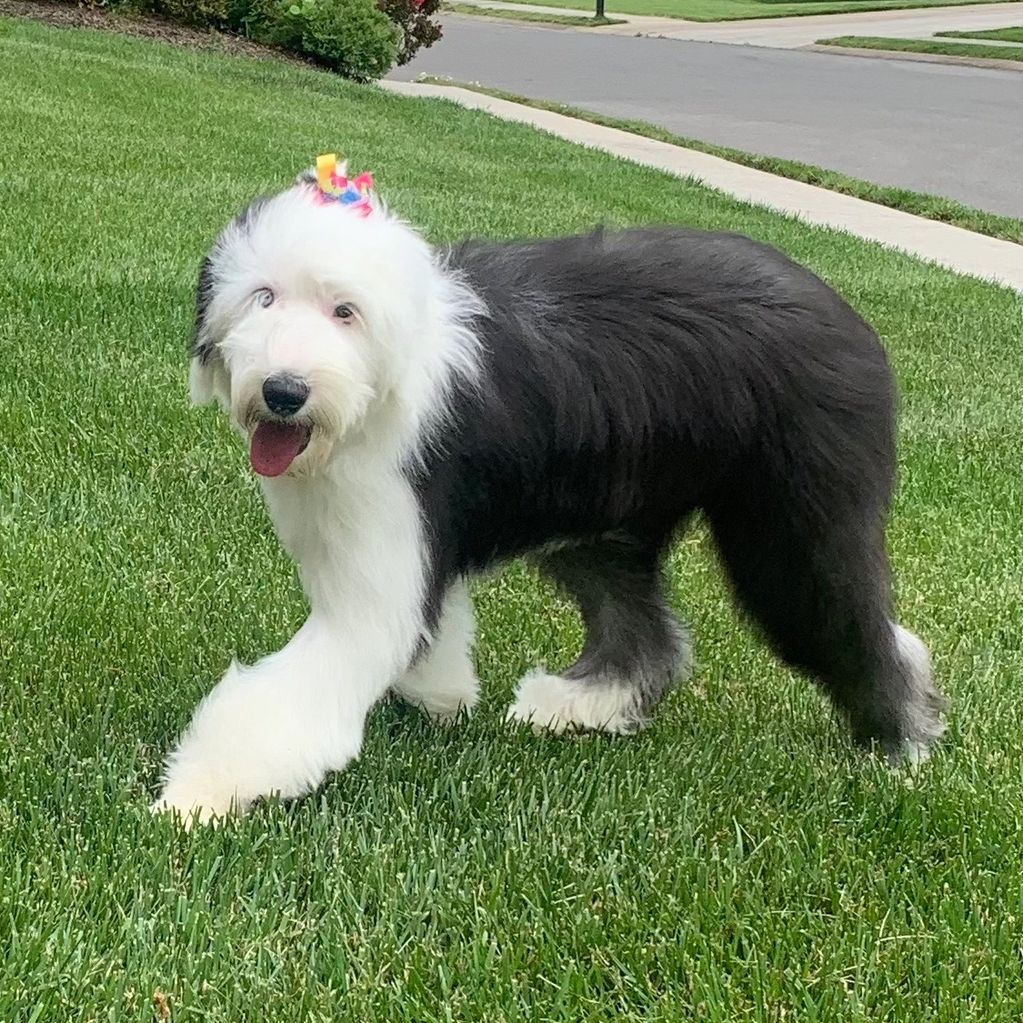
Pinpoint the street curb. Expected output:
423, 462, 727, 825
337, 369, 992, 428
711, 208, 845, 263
808, 42, 1023, 70
381, 79, 1023, 293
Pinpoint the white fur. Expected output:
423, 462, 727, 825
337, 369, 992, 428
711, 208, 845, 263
154, 183, 483, 824
392, 579, 479, 722
506, 669, 643, 736
893, 623, 931, 681
892, 622, 942, 766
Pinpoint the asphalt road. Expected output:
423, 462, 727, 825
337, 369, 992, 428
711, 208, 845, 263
390, 18, 1023, 219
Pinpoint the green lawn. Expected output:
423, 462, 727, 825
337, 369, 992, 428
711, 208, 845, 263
818, 32, 1023, 59
937, 24, 1023, 41
493, 0, 1019, 23
3, 14, 1023, 1023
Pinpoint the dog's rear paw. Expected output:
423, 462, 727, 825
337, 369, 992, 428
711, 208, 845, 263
878, 624, 948, 767
882, 690, 948, 768
505, 670, 644, 736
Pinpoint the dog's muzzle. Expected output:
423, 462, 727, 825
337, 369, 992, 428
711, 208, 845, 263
250, 374, 312, 478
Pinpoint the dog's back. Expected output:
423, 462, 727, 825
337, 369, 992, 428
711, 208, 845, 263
440, 227, 895, 562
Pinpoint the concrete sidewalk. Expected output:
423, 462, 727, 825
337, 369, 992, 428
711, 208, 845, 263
453, 0, 1023, 45
383, 79, 1023, 293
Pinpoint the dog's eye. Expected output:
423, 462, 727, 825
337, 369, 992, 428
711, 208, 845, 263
255, 287, 274, 308
334, 303, 356, 322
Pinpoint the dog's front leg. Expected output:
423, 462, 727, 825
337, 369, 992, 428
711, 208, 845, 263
153, 613, 395, 824
154, 480, 429, 824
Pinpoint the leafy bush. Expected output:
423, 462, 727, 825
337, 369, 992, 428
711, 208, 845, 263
272, 0, 398, 81
56, 0, 441, 79
229, 0, 287, 38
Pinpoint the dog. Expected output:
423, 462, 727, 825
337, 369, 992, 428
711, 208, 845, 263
153, 158, 947, 823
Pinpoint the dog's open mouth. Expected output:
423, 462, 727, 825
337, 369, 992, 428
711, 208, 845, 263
250, 421, 312, 477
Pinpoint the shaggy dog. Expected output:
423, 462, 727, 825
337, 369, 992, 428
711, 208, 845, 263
153, 161, 946, 822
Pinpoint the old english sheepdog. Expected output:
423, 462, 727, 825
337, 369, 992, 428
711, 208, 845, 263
153, 157, 946, 822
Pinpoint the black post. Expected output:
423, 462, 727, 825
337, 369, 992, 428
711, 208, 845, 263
595, 0, 604, 18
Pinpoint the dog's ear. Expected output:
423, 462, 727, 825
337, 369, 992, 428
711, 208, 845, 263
188, 255, 230, 408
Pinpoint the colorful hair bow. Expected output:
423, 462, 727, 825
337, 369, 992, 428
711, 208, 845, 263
313, 153, 374, 217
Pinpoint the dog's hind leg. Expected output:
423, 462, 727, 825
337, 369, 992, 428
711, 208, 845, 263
507, 539, 690, 735
708, 498, 946, 763
392, 578, 479, 723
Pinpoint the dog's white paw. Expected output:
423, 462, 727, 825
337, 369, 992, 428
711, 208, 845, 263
421, 694, 477, 725
392, 667, 480, 725
150, 770, 247, 829
505, 670, 643, 736
393, 689, 478, 724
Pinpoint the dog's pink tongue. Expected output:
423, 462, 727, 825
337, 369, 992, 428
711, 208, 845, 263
250, 422, 307, 477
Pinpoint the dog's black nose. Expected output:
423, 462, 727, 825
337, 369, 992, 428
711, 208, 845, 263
262, 374, 309, 418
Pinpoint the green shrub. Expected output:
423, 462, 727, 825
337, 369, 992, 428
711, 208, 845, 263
53, 0, 430, 81
253, 0, 396, 81
228, 0, 285, 36
149, 0, 233, 27
302, 0, 399, 80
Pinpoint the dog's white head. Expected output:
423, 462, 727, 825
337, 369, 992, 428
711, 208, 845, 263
189, 166, 481, 478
